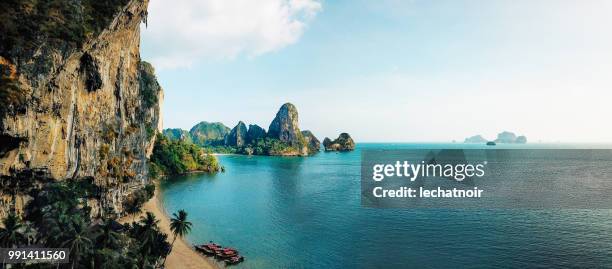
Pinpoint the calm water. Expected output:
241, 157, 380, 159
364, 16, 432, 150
160, 143, 612, 268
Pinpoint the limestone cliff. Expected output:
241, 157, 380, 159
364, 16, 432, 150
301, 130, 320, 154
0, 0, 161, 217
268, 103, 302, 143
323, 133, 355, 152
267, 103, 309, 156
246, 124, 266, 144
225, 121, 248, 147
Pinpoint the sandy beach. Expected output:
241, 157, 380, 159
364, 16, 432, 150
119, 182, 218, 269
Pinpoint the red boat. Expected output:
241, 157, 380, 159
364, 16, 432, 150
224, 255, 245, 265
215, 248, 239, 259
196, 242, 222, 256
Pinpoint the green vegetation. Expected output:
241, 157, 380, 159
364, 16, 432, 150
163, 128, 193, 144
0, 180, 171, 268
188, 121, 230, 146
0, 213, 29, 248
146, 125, 157, 140
123, 184, 155, 221
0, 77, 24, 116
202, 145, 238, 154
0, 0, 130, 56
150, 134, 222, 176
139, 61, 160, 109
243, 137, 303, 156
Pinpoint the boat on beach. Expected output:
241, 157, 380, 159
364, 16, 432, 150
215, 247, 239, 259
195, 242, 246, 265
225, 255, 245, 265
195, 242, 222, 256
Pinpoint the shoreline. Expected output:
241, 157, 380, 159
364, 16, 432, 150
119, 181, 218, 269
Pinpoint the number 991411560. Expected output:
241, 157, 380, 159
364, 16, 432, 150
1, 248, 69, 264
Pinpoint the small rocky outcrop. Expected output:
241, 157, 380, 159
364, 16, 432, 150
246, 124, 266, 144
324, 133, 355, 152
323, 138, 332, 148
464, 135, 487, 143
225, 121, 248, 147
301, 130, 320, 154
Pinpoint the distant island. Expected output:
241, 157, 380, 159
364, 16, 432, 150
464, 131, 527, 144
163, 103, 355, 156
464, 135, 488, 143
323, 133, 356, 151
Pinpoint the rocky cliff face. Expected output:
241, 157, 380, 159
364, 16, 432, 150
323, 133, 355, 152
0, 0, 160, 217
301, 130, 320, 154
268, 103, 309, 156
246, 124, 266, 144
225, 121, 248, 147
268, 103, 302, 144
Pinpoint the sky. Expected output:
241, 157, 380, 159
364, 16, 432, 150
140, 0, 612, 143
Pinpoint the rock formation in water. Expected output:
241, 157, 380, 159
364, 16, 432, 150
323, 133, 355, 152
0, 0, 160, 217
225, 121, 248, 147
494, 131, 517, 143
189, 121, 230, 146
322, 138, 333, 149
165, 103, 320, 156
494, 131, 527, 144
246, 124, 266, 144
268, 103, 302, 144
301, 130, 321, 154
266, 103, 311, 156
464, 135, 488, 143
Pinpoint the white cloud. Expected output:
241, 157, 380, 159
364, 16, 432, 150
141, 0, 322, 69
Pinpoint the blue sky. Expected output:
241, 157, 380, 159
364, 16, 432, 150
141, 0, 612, 142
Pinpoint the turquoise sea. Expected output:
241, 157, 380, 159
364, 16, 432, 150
160, 143, 612, 268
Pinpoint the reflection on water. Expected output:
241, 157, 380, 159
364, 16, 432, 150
160, 144, 612, 268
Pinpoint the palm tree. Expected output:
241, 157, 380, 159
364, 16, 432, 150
124, 198, 142, 222
164, 210, 192, 266
96, 218, 121, 249
139, 212, 160, 267
60, 220, 93, 269
0, 212, 27, 247
169, 210, 192, 248
22, 221, 37, 245
139, 211, 159, 229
